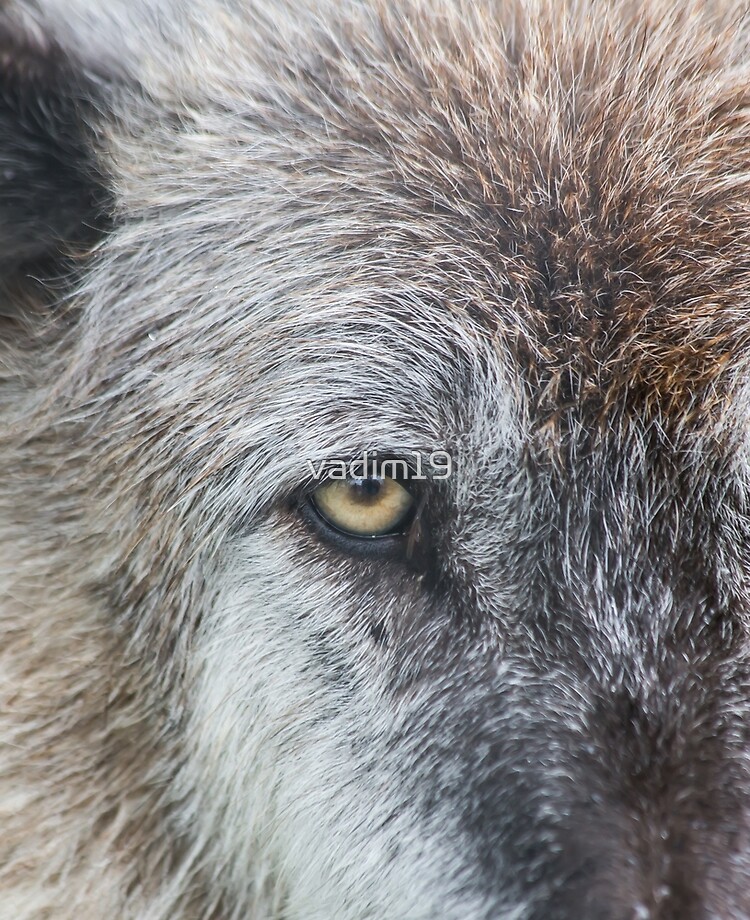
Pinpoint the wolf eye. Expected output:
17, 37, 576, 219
311, 476, 414, 537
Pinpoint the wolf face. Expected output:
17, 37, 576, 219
3, 1, 750, 918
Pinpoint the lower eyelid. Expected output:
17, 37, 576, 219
298, 498, 409, 558
311, 496, 408, 537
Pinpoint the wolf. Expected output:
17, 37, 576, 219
3, 0, 750, 917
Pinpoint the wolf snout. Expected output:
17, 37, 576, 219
514, 683, 750, 920
448, 659, 750, 920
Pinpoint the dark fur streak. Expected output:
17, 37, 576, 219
0, 24, 113, 285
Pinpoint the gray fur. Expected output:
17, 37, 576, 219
2, 1, 750, 917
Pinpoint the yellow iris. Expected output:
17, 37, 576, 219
312, 476, 414, 537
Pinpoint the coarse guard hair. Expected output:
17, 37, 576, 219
3, 1, 750, 919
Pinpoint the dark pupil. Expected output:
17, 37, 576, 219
350, 477, 383, 502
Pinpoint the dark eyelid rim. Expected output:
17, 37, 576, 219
298, 495, 412, 557
290, 453, 438, 565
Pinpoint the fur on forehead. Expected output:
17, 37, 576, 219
34, 0, 750, 446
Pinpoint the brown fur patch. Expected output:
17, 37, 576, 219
298, 0, 750, 439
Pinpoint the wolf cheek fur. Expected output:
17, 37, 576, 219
3, 1, 750, 918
